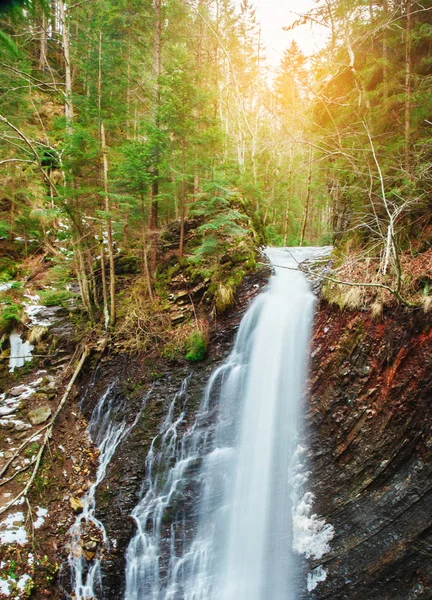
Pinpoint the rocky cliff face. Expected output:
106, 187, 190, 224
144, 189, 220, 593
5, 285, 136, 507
16, 268, 429, 600
64, 292, 431, 600
308, 304, 432, 600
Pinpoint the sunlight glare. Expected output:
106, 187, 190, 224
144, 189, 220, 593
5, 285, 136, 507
249, 0, 328, 67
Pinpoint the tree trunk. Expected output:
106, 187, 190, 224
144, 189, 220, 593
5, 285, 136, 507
58, 0, 73, 131
98, 31, 109, 327
179, 140, 186, 257
141, 195, 154, 301
382, 0, 388, 97
101, 122, 116, 326
283, 145, 294, 246
76, 243, 92, 317
404, 0, 412, 174
51, 0, 57, 38
100, 231, 110, 329
299, 148, 313, 247
39, 12, 48, 71
150, 0, 162, 274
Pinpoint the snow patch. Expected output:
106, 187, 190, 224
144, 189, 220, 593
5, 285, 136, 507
0, 578, 11, 595
0, 511, 27, 545
24, 294, 61, 328
34, 507, 48, 529
8, 333, 33, 373
0, 282, 13, 292
17, 573, 32, 592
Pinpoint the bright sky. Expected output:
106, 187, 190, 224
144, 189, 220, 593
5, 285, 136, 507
249, 0, 327, 67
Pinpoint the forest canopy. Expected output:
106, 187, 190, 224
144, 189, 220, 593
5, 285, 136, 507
0, 0, 431, 336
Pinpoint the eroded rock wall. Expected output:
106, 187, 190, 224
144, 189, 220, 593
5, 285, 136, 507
308, 304, 432, 600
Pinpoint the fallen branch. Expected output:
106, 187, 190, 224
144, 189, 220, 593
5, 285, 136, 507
0, 346, 90, 516
0, 460, 34, 487
0, 426, 49, 479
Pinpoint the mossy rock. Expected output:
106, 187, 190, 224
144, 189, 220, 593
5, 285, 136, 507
114, 254, 140, 275
185, 331, 207, 362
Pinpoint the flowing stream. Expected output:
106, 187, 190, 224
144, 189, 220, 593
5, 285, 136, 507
68, 382, 148, 600
124, 247, 333, 600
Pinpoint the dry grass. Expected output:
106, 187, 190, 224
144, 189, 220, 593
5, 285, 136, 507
423, 296, 432, 314
113, 278, 171, 353
215, 282, 235, 313
371, 300, 384, 320
28, 325, 48, 345
323, 246, 431, 312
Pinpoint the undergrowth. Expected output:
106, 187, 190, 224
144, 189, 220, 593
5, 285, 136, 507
321, 245, 432, 315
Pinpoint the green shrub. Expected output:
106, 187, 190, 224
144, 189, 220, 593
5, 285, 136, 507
185, 331, 207, 362
39, 289, 73, 307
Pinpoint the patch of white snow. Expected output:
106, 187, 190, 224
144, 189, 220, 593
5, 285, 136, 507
17, 573, 32, 592
33, 507, 48, 529
0, 282, 13, 292
0, 577, 11, 595
8, 332, 33, 373
0, 511, 27, 545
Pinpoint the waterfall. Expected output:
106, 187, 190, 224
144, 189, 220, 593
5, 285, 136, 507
68, 382, 148, 600
125, 247, 331, 600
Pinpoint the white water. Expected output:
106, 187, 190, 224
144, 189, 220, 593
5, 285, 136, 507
124, 247, 333, 600
69, 382, 148, 600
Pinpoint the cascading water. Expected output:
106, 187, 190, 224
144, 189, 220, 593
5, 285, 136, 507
68, 382, 148, 600
125, 247, 333, 600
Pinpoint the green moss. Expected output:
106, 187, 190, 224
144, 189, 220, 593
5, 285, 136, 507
0, 302, 23, 335
38, 289, 73, 307
185, 331, 207, 362
24, 442, 40, 457
0, 257, 19, 282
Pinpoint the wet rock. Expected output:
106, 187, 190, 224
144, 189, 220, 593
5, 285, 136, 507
8, 385, 28, 397
171, 312, 188, 325
34, 393, 53, 403
28, 405, 52, 425
37, 384, 56, 394
15, 421, 32, 431
84, 549, 96, 561
307, 302, 432, 600
69, 497, 84, 513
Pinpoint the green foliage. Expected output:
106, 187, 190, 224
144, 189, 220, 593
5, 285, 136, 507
185, 331, 207, 362
38, 289, 73, 307
0, 301, 23, 335
0, 30, 19, 56
0, 219, 11, 238
188, 181, 251, 264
